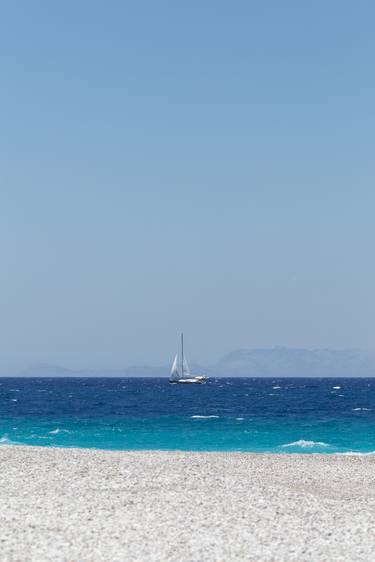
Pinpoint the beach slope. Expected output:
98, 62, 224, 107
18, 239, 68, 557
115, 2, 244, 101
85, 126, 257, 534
0, 447, 374, 561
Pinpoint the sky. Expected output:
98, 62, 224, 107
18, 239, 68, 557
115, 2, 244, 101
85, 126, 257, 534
0, 1, 374, 371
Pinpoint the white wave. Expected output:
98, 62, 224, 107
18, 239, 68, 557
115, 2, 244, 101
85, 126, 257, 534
236, 417, 244, 421
282, 440, 330, 449
336, 451, 375, 456
352, 408, 371, 411
48, 428, 72, 434
10, 398, 17, 402
191, 415, 220, 419
0, 435, 18, 445
273, 385, 281, 389
332, 386, 341, 389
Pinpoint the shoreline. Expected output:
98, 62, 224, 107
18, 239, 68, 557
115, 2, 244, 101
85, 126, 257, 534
2, 441, 375, 455
1, 447, 374, 561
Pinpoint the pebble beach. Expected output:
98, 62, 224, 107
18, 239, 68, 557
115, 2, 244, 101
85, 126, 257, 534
0, 446, 374, 561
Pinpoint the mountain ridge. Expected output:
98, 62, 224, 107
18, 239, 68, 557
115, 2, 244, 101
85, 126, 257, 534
10, 347, 375, 377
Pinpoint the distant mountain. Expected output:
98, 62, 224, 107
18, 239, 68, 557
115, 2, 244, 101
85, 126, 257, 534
21, 364, 75, 377
75, 366, 166, 377
17, 348, 375, 377
214, 347, 375, 377
19, 363, 167, 377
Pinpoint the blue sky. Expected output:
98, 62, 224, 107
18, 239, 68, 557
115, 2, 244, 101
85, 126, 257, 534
0, 1, 374, 370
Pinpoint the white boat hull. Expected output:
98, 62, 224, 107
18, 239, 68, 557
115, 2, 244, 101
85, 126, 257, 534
169, 377, 207, 384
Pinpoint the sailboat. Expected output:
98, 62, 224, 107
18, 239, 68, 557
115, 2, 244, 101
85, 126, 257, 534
169, 334, 208, 384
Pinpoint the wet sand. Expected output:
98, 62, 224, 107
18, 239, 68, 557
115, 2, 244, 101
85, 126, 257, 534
0, 446, 374, 561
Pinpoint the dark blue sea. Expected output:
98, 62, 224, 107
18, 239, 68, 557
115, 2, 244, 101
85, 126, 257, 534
1, 377, 374, 454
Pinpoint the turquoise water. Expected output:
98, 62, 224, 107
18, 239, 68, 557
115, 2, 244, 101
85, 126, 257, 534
1, 377, 375, 453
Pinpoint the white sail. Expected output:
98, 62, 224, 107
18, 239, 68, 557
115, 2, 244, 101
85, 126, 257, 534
170, 354, 180, 380
182, 356, 190, 377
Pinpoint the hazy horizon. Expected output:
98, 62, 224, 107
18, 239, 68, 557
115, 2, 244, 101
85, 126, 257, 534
3, 345, 375, 378
1, 2, 374, 372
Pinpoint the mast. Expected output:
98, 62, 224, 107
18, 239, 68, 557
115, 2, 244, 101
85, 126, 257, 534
181, 333, 184, 377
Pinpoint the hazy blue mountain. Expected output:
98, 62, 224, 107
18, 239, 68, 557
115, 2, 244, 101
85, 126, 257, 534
21, 364, 75, 377
20, 364, 167, 377
214, 347, 375, 377
15, 348, 375, 377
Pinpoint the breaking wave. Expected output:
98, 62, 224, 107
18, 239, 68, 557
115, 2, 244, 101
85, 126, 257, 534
281, 440, 330, 449
0, 434, 19, 445
336, 451, 375, 456
48, 428, 73, 434
191, 415, 220, 419
352, 408, 371, 411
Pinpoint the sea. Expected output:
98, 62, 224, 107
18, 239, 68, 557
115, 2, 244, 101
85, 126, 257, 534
0, 377, 375, 454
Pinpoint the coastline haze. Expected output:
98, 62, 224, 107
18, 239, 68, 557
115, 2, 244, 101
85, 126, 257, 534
7, 346, 375, 377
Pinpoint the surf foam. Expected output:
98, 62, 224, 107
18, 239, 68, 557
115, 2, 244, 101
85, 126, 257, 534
281, 440, 330, 449
191, 415, 220, 419
352, 408, 371, 411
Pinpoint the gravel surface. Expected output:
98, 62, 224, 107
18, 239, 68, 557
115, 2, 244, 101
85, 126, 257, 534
0, 446, 374, 561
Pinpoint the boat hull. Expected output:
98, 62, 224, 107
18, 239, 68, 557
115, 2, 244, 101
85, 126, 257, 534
169, 377, 207, 384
